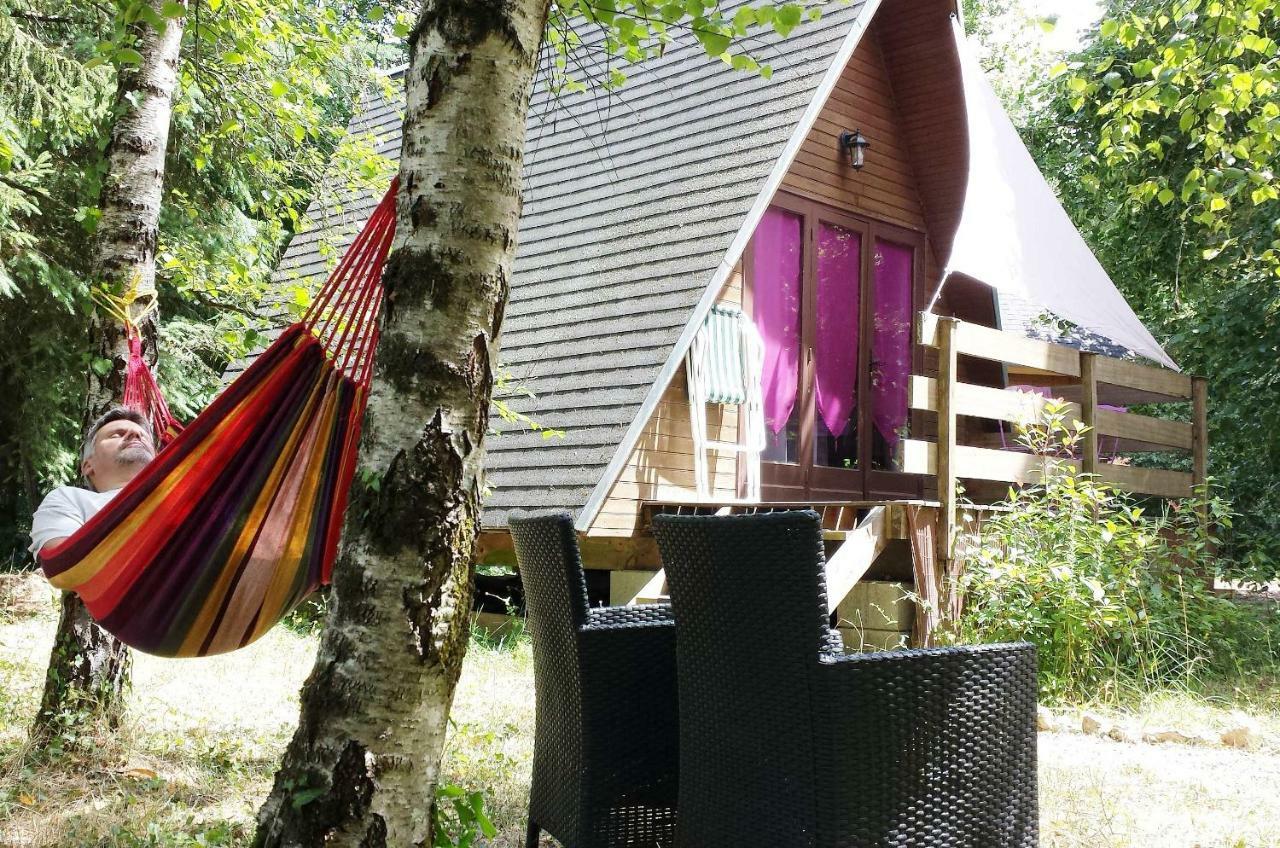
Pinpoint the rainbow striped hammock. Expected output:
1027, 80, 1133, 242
39, 183, 398, 658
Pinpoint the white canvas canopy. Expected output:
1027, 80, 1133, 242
942, 16, 1178, 370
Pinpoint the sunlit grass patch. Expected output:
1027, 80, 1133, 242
3, 571, 1278, 847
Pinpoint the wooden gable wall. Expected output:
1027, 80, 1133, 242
779, 26, 929, 235
584, 21, 945, 539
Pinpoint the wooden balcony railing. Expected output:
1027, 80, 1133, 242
903, 314, 1208, 559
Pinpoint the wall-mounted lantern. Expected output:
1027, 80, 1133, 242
838, 129, 870, 171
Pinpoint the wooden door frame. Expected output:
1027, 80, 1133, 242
744, 191, 926, 502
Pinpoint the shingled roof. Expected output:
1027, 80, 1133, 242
239, 0, 876, 528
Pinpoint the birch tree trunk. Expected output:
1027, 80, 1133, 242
254, 1, 549, 844
33, 0, 184, 739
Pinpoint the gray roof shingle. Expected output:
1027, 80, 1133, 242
240, 2, 873, 527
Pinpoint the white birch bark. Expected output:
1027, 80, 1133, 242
254, 1, 550, 845
87, 0, 185, 414
34, 1, 185, 739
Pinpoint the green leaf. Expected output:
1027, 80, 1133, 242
115, 48, 144, 67
290, 787, 327, 809
270, 80, 288, 98
774, 4, 803, 36
694, 29, 730, 58
1157, 188, 1175, 205
224, 52, 247, 65
1049, 62, 1069, 79
162, 1, 186, 18
367, 5, 385, 21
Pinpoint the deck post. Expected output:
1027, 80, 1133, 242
936, 317, 958, 562
1080, 352, 1099, 475
1192, 376, 1209, 522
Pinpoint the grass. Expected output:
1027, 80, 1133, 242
2, 571, 1279, 847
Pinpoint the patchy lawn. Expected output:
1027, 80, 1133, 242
2, 573, 1278, 847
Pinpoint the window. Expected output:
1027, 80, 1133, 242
748, 194, 921, 500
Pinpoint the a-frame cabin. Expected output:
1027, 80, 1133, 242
255, 0, 1209, 646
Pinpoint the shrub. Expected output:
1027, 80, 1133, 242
949, 401, 1278, 703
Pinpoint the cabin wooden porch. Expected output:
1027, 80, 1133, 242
477, 312, 1209, 649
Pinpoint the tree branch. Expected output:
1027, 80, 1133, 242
0, 173, 42, 197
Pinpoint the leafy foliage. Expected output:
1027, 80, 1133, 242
1023, 0, 1280, 574
952, 405, 1278, 702
432, 783, 497, 848
545, 0, 826, 90
961, 0, 1059, 121
0, 1, 394, 565
1061, 0, 1280, 271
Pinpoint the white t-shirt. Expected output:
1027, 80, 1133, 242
29, 486, 122, 556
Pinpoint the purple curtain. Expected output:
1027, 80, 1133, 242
753, 208, 803, 434
815, 222, 861, 437
872, 238, 913, 447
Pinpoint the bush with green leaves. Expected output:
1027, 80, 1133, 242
950, 401, 1279, 703
433, 783, 496, 848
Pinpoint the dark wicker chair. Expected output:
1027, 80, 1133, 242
652, 510, 1039, 848
510, 513, 679, 848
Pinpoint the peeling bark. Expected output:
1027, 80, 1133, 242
254, 0, 550, 844
33, 1, 185, 741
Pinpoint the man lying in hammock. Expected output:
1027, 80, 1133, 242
29, 407, 156, 556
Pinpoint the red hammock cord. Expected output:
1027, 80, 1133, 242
122, 329, 182, 448
302, 177, 399, 389
120, 179, 400, 442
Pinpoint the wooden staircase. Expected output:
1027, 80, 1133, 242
631, 502, 920, 617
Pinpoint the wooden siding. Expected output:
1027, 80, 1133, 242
587, 264, 745, 537
780, 29, 927, 232
584, 4, 974, 535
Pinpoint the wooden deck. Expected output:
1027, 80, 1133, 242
476, 313, 1208, 651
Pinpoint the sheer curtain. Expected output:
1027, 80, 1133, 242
814, 221, 861, 440
753, 207, 803, 436
872, 238, 912, 449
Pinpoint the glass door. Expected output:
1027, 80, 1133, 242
750, 194, 922, 502
807, 213, 868, 500
866, 235, 917, 497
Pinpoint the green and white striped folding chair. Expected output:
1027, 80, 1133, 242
685, 305, 765, 501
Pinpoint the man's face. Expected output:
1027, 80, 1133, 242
83, 419, 155, 486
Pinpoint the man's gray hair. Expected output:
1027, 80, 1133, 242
82, 406, 154, 466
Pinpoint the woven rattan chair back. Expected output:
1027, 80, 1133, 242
653, 510, 830, 847
511, 512, 680, 848
510, 514, 591, 841
653, 510, 1039, 848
